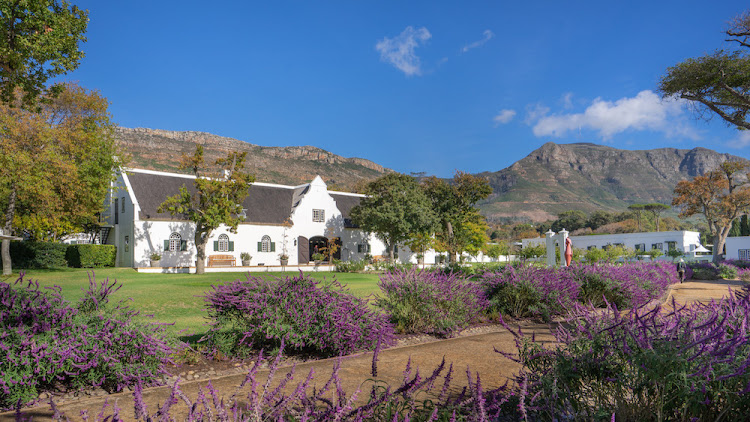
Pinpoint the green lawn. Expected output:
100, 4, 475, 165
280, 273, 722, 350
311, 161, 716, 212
3, 268, 382, 340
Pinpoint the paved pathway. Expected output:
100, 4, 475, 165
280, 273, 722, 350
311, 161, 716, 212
3, 279, 744, 421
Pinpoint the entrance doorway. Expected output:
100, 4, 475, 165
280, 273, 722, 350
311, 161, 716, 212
308, 236, 342, 262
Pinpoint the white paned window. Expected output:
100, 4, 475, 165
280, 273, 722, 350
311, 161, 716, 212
313, 209, 325, 222
261, 235, 271, 252
740, 249, 750, 260
169, 233, 181, 252
218, 234, 229, 252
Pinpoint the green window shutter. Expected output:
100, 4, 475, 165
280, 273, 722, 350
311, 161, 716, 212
164, 240, 169, 251
270, 242, 276, 252
229, 241, 234, 252
257, 242, 262, 252
367, 244, 371, 253
213, 241, 219, 251
180, 240, 187, 251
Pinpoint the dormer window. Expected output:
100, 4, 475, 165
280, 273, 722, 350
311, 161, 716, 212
313, 209, 325, 222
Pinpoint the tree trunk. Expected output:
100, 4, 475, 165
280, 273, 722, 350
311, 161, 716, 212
713, 229, 729, 264
387, 241, 394, 263
195, 229, 207, 275
446, 221, 456, 264
2, 186, 16, 276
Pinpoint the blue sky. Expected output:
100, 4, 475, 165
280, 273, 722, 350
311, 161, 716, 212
64, 1, 750, 177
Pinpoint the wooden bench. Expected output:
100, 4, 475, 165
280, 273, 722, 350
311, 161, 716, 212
208, 254, 236, 267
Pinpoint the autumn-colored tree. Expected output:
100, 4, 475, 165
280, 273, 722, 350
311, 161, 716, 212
672, 161, 750, 263
158, 145, 254, 274
423, 172, 492, 263
0, 83, 118, 275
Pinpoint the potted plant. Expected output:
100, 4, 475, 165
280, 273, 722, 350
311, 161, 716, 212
240, 252, 252, 266
312, 252, 325, 264
149, 252, 162, 267
279, 253, 289, 266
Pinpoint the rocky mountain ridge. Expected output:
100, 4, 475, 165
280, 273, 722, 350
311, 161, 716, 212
116, 127, 390, 189
478, 142, 746, 222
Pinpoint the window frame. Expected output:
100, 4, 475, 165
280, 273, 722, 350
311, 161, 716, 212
218, 234, 230, 252
169, 233, 181, 252
261, 235, 271, 253
312, 209, 325, 223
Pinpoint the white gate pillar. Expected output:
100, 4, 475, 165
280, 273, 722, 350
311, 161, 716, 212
545, 230, 556, 267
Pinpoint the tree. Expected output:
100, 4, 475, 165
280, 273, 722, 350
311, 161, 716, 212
158, 145, 254, 274
0, 0, 88, 108
519, 244, 546, 261
627, 204, 645, 231
0, 83, 117, 275
644, 203, 670, 232
659, 11, 750, 131
586, 210, 614, 231
350, 173, 436, 262
672, 161, 750, 263
551, 210, 587, 232
423, 172, 492, 263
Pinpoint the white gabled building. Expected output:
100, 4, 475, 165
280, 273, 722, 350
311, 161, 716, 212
724, 236, 750, 260
100, 168, 502, 271
522, 230, 706, 258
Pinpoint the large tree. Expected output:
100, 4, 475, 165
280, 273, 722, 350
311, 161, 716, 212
0, 0, 88, 108
659, 11, 750, 130
158, 145, 254, 274
423, 172, 492, 263
0, 83, 117, 275
672, 161, 750, 263
644, 203, 670, 232
350, 173, 436, 262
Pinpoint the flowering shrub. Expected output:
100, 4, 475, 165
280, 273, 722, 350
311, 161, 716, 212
496, 288, 750, 421
481, 262, 678, 321
202, 272, 394, 357
0, 274, 173, 410
377, 270, 487, 336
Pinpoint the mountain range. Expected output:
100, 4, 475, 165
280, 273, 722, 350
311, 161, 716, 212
116, 127, 746, 223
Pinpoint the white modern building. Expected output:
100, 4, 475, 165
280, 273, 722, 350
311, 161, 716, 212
724, 236, 750, 260
522, 230, 706, 258
100, 168, 500, 271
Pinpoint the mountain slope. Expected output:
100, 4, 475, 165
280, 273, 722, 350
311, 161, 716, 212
116, 127, 390, 190
478, 142, 747, 222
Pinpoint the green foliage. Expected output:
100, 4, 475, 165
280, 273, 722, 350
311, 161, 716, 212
158, 145, 254, 274
350, 173, 436, 261
0, 0, 89, 107
423, 172, 492, 263
667, 248, 684, 260
335, 259, 367, 273
718, 263, 739, 279
578, 273, 627, 308
551, 210, 587, 232
65, 244, 116, 268
519, 244, 546, 260
644, 248, 664, 260
583, 247, 605, 263
8, 241, 67, 269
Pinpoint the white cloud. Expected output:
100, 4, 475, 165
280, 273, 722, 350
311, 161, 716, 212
529, 90, 698, 140
461, 30, 494, 53
375, 26, 431, 76
493, 109, 516, 125
561, 92, 574, 109
727, 131, 750, 148
524, 103, 550, 125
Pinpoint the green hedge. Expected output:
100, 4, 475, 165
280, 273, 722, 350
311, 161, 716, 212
66, 244, 117, 268
8, 241, 69, 269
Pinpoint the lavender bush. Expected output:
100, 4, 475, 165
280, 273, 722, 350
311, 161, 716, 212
0, 274, 173, 410
377, 269, 488, 336
481, 262, 678, 321
202, 272, 394, 357
496, 287, 750, 421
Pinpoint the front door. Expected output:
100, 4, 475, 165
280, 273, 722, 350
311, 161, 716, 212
309, 236, 328, 261
298, 236, 309, 264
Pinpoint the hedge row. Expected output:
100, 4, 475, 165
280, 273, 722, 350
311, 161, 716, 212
5, 241, 116, 269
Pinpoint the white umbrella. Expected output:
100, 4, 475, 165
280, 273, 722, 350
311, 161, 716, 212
692, 245, 710, 253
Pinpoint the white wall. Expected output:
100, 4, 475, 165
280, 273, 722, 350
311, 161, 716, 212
726, 236, 750, 260
523, 231, 702, 256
